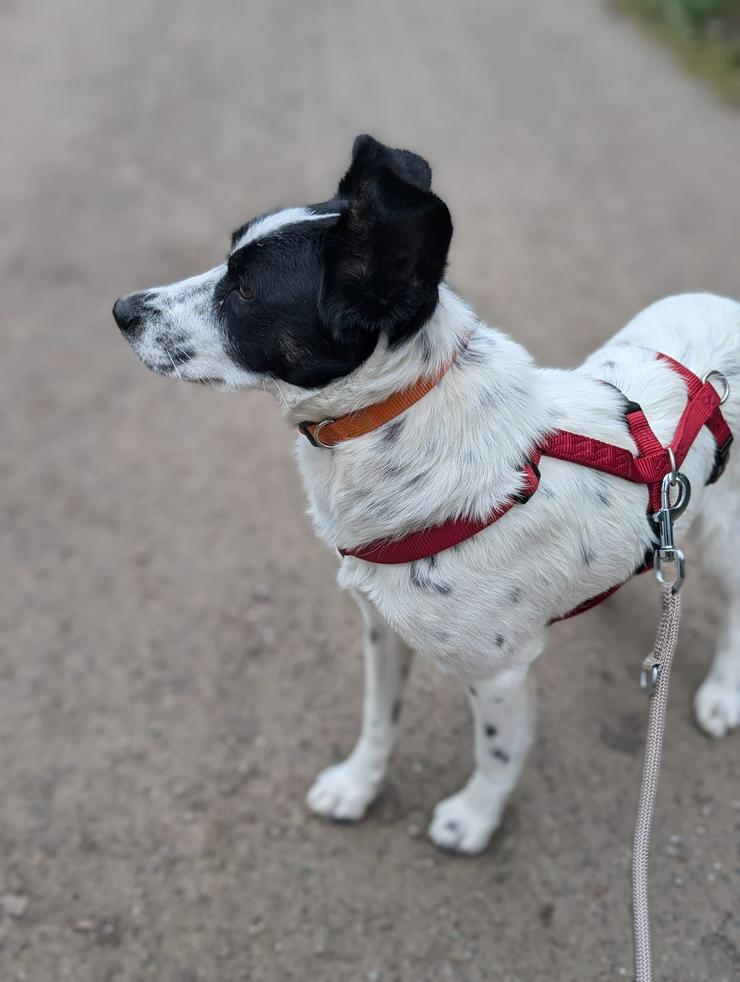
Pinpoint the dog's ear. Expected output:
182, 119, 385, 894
338, 133, 433, 195
322, 157, 452, 341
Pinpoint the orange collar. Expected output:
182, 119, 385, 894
298, 340, 466, 448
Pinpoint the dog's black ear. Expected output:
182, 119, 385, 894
338, 134, 433, 196
321, 162, 452, 342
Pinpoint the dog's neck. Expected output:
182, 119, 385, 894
274, 286, 474, 426
287, 286, 558, 551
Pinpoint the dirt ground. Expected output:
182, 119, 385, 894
1, 1, 739, 980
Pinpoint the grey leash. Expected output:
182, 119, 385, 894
632, 465, 690, 982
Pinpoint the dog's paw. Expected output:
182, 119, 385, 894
694, 676, 740, 739
428, 791, 502, 855
306, 760, 381, 822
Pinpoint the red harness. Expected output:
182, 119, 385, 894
331, 351, 733, 618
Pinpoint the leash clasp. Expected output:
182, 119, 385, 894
652, 467, 691, 594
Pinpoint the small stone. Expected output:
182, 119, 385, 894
2, 894, 29, 919
72, 918, 97, 933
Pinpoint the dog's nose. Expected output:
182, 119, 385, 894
112, 294, 145, 336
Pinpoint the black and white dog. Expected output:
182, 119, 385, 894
114, 136, 740, 854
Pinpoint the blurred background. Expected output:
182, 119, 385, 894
2, 2, 739, 980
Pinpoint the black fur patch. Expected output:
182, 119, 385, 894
217, 217, 378, 387
321, 136, 452, 347
212, 136, 452, 389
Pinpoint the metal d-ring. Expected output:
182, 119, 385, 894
666, 447, 678, 486
313, 418, 335, 449
702, 370, 730, 405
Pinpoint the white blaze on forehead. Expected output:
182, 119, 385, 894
234, 207, 339, 250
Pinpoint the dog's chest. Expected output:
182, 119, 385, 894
339, 552, 539, 675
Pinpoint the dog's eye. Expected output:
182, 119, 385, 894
238, 284, 255, 301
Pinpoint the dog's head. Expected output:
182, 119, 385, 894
113, 135, 452, 391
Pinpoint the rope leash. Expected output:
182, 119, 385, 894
631, 468, 689, 982
632, 585, 681, 982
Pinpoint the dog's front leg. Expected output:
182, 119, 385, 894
306, 598, 413, 822
429, 661, 537, 854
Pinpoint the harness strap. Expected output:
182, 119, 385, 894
339, 457, 542, 563
335, 351, 733, 617
533, 355, 731, 514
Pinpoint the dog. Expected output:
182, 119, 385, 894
113, 135, 740, 854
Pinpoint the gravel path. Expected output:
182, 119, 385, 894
2, 1, 738, 979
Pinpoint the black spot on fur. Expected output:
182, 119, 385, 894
410, 561, 452, 595
478, 388, 499, 411
510, 587, 522, 604
383, 460, 409, 480
589, 474, 613, 507
402, 470, 430, 490
578, 537, 595, 566
382, 418, 406, 444
368, 627, 381, 643
456, 344, 486, 367
445, 820, 458, 832
167, 347, 196, 365
492, 748, 510, 763
485, 724, 497, 738
420, 330, 434, 363
495, 634, 505, 648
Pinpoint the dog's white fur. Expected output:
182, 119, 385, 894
126, 210, 740, 854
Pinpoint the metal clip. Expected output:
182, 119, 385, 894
652, 468, 691, 594
640, 658, 661, 697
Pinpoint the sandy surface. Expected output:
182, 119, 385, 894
1, 1, 739, 979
